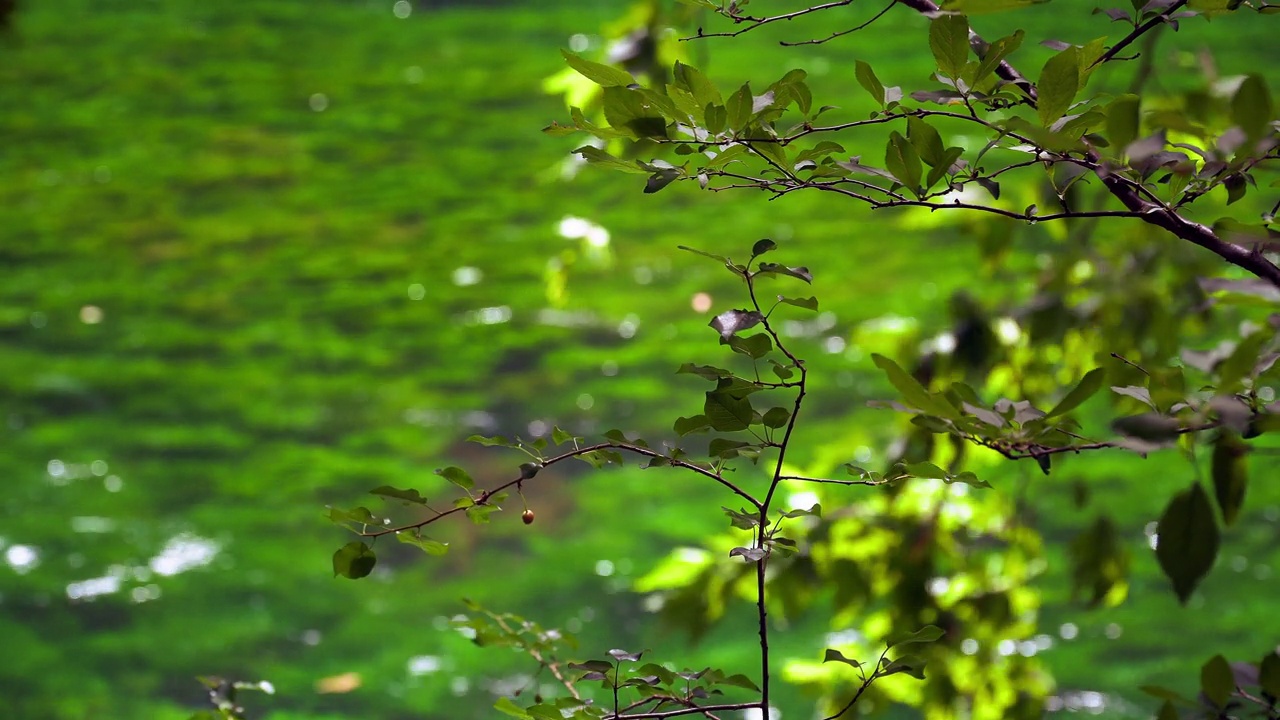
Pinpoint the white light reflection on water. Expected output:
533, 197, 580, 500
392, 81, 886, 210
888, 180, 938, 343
5, 545, 39, 574
150, 533, 219, 576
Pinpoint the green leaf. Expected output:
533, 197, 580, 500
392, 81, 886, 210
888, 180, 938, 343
762, 406, 791, 428
929, 14, 970, 80
1231, 74, 1272, 143
494, 696, 533, 719
1038, 46, 1081, 126
972, 30, 1024, 86
561, 50, 634, 87
881, 654, 928, 679
751, 238, 777, 256
677, 363, 734, 381
823, 648, 863, 668
906, 116, 946, 168
720, 674, 761, 692
724, 506, 761, 529
871, 354, 958, 419
756, 262, 813, 283
370, 486, 429, 505
1045, 368, 1106, 418
902, 461, 948, 479
1157, 700, 1178, 720
574, 146, 648, 174
726, 83, 753, 131
436, 466, 475, 490
601, 86, 668, 139
676, 245, 731, 265
1200, 654, 1233, 708
777, 296, 818, 311
1211, 432, 1248, 526
644, 169, 681, 194
332, 541, 376, 579
397, 532, 448, 556
1105, 95, 1140, 156
468, 434, 512, 447
887, 625, 945, 648
1260, 650, 1280, 699
1155, 482, 1220, 604
885, 131, 923, 196
855, 60, 887, 107
725, 333, 773, 359
326, 506, 376, 531
709, 438, 751, 458
670, 412, 711, 435
705, 388, 755, 432
673, 61, 722, 108
552, 426, 575, 445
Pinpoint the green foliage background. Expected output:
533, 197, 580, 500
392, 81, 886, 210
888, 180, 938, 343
0, 0, 1277, 718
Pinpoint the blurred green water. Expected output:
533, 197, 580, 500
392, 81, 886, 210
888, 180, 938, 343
0, 1, 1277, 718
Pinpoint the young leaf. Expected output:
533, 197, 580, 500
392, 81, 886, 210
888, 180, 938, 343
1045, 368, 1106, 418
929, 13, 970, 80
561, 50, 634, 87
885, 131, 923, 195
756, 263, 813, 283
730, 546, 767, 562
1038, 46, 1081, 127
887, 625, 945, 648
823, 648, 863, 668
673, 415, 711, 435
436, 466, 475, 490
777, 295, 818, 311
871, 354, 958, 419
751, 238, 777, 256
370, 486, 430, 506
397, 532, 448, 556
1155, 482, 1220, 604
724, 506, 761, 529
906, 116, 946, 168
881, 654, 928, 679
972, 29, 1024, 86
855, 60, 887, 107
726, 83, 753, 131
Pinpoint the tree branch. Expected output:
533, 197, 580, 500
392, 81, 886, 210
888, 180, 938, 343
359, 442, 762, 539
1089, 0, 1189, 69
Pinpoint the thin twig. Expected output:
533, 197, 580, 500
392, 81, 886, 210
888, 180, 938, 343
359, 442, 761, 539
781, 0, 898, 46
1090, 0, 1189, 69
682, 0, 856, 41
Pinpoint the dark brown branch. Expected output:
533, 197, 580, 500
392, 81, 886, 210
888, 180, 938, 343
360, 442, 761, 539
780, 0, 899, 46
1090, 0, 1188, 69
684, 0, 855, 41
885, 0, 1280, 288
618, 704, 758, 719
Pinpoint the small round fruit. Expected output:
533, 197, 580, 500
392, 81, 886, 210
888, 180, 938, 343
522, 510, 535, 525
